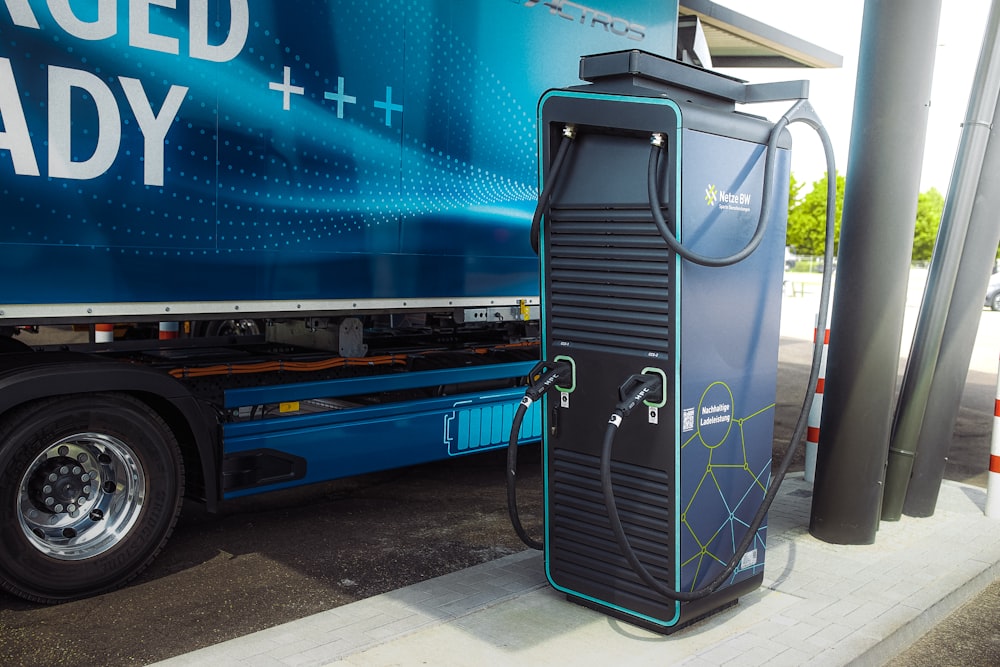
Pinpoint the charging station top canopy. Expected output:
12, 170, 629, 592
578, 50, 810, 107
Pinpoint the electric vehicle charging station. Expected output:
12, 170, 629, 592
510, 49, 835, 633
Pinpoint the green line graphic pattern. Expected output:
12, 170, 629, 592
680, 381, 773, 591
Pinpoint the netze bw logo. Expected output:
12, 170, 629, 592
705, 184, 752, 210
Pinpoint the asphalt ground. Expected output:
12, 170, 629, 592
1, 273, 998, 666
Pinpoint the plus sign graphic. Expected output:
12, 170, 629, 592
269, 66, 304, 111
324, 77, 357, 119
374, 86, 404, 127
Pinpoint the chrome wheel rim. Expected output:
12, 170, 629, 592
16, 432, 146, 560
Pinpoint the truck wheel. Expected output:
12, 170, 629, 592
0, 393, 184, 603
198, 318, 263, 337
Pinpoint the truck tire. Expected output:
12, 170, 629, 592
0, 336, 29, 352
0, 393, 184, 603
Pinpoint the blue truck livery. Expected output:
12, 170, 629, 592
0, 1, 678, 602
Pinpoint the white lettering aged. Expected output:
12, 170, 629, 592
2, 0, 249, 60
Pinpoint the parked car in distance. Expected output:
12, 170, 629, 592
986, 272, 1000, 311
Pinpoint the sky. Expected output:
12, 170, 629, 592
713, 0, 992, 195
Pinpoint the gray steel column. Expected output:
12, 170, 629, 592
903, 38, 1000, 517
883, 0, 1000, 521
810, 0, 942, 544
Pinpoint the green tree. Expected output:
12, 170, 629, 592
788, 172, 803, 213
911, 187, 944, 263
786, 172, 845, 257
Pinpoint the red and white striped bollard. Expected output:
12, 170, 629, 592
805, 317, 830, 484
986, 352, 1000, 518
95, 323, 114, 343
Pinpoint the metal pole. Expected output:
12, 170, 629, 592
810, 0, 942, 544
902, 65, 1000, 517
882, 0, 1000, 521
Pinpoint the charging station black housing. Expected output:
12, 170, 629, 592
538, 51, 796, 633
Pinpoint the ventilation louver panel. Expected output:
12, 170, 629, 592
547, 206, 672, 356
549, 448, 674, 608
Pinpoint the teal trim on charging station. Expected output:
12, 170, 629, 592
537, 89, 684, 629
672, 126, 684, 623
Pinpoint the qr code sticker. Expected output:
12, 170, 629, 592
682, 407, 695, 432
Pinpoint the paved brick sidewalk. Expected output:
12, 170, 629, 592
154, 474, 1000, 667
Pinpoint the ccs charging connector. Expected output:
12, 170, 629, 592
522, 359, 573, 404
612, 373, 664, 421
507, 359, 573, 550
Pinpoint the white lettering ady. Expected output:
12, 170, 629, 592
0, 57, 39, 176
1, 64, 188, 184
48, 66, 121, 181
120, 77, 188, 186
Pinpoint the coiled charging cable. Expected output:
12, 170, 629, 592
599, 99, 838, 600
648, 99, 822, 268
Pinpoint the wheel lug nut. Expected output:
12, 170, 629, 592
48, 473, 58, 482
45, 497, 55, 507
43, 484, 53, 494
77, 453, 88, 463
53, 504, 64, 513
81, 474, 90, 483
72, 466, 82, 476
82, 486, 91, 495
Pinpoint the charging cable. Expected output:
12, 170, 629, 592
530, 125, 577, 255
507, 360, 572, 550
600, 100, 838, 600
648, 99, 828, 268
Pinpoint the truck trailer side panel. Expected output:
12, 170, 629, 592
0, 1, 677, 322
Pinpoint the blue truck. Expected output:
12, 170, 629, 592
0, 1, 678, 602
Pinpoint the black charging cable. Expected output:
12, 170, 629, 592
530, 125, 577, 255
507, 360, 572, 550
601, 101, 838, 601
647, 99, 824, 268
